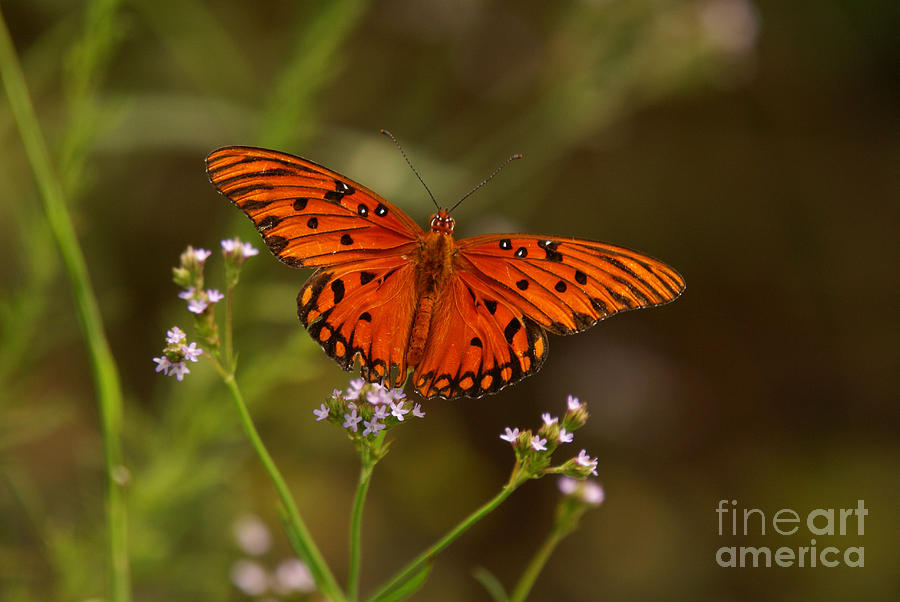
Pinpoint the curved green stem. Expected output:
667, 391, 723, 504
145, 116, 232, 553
367, 475, 524, 602
221, 373, 346, 602
509, 527, 566, 602
0, 9, 130, 601
348, 462, 374, 601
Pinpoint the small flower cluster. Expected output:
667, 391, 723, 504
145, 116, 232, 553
313, 378, 425, 441
171, 245, 212, 295
558, 476, 605, 507
549, 475, 605, 540
153, 239, 258, 381
230, 514, 315, 598
178, 285, 224, 314
221, 236, 259, 288
499, 395, 598, 480
221, 237, 260, 261
171, 244, 221, 349
152, 326, 202, 381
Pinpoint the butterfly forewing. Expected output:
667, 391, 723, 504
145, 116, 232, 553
206, 146, 422, 268
456, 234, 685, 335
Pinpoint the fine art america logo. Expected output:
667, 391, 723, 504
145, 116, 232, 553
715, 499, 866, 568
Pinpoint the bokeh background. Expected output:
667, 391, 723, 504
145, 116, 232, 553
1, 0, 898, 600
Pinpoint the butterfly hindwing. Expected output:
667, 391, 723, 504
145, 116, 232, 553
412, 274, 548, 399
298, 255, 417, 386
206, 146, 422, 268
456, 234, 685, 335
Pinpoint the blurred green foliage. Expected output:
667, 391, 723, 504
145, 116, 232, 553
1, 1, 897, 601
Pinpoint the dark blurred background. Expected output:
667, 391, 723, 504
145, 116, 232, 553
1, 1, 898, 600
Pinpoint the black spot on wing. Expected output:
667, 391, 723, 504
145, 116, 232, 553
574, 270, 588, 285
340, 234, 354, 245
323, 179, 356, 203
590, 297, 610, 315
293, 198, 308, 211
540, 240, 563, 262
297, 272, 333, 324
374, 203, 388, 217
257, 215, 281, 231
503, 318, 522, 344
572, 312, 594, 330
330, 279, 345, 304
516, 279, 529, 291
266, 235, 288, 254
360, 271, 375, 285
359, 311, 372, 322
554, 280, 567, 293
307, 217, 318, 229
470, 337, 483, 347
484, 299, 498, 315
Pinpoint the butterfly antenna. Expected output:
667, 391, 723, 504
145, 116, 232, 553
448, 153, 523, 214
380, 129, 440, 211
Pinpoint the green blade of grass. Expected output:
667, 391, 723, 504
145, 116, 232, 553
0, 8, 130, 602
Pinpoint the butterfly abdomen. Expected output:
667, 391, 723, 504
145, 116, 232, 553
407, 231, 456, 366
407, 292, 435, 366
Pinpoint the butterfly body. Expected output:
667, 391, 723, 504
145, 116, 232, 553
207, 145, 685, 399
408, 225, 456, 366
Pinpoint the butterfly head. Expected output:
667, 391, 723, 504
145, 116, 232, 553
429, 209, 455, 235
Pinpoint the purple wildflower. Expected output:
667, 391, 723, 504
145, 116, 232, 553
343, 408, 362, 432
362, 419, 385, 437
313, 404, 329, 421
499, 427, 520, 443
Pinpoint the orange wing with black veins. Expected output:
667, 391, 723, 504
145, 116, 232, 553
412, 234, 684, 399
207, 146, 422, 384
206, 146, 422, 268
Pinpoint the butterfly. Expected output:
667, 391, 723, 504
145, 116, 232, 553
206, 144, 685, 399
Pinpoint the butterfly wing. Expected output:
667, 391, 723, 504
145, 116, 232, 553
412, 235, 684, 399
206, 146, 423, 267
412, 273, 548, 399
456, 234, 685, 335
299, 256, 417, 386
207, 146, 423, 382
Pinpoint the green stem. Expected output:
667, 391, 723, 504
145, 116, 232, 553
220, 373, 346, 602
367, 476, 525, 601
224, 285, 235, 371
0, 9, 130, 602
348, 462, 374, 601
509, 527, 566, 602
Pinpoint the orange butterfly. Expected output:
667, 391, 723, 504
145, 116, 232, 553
206, 144, 684, 399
